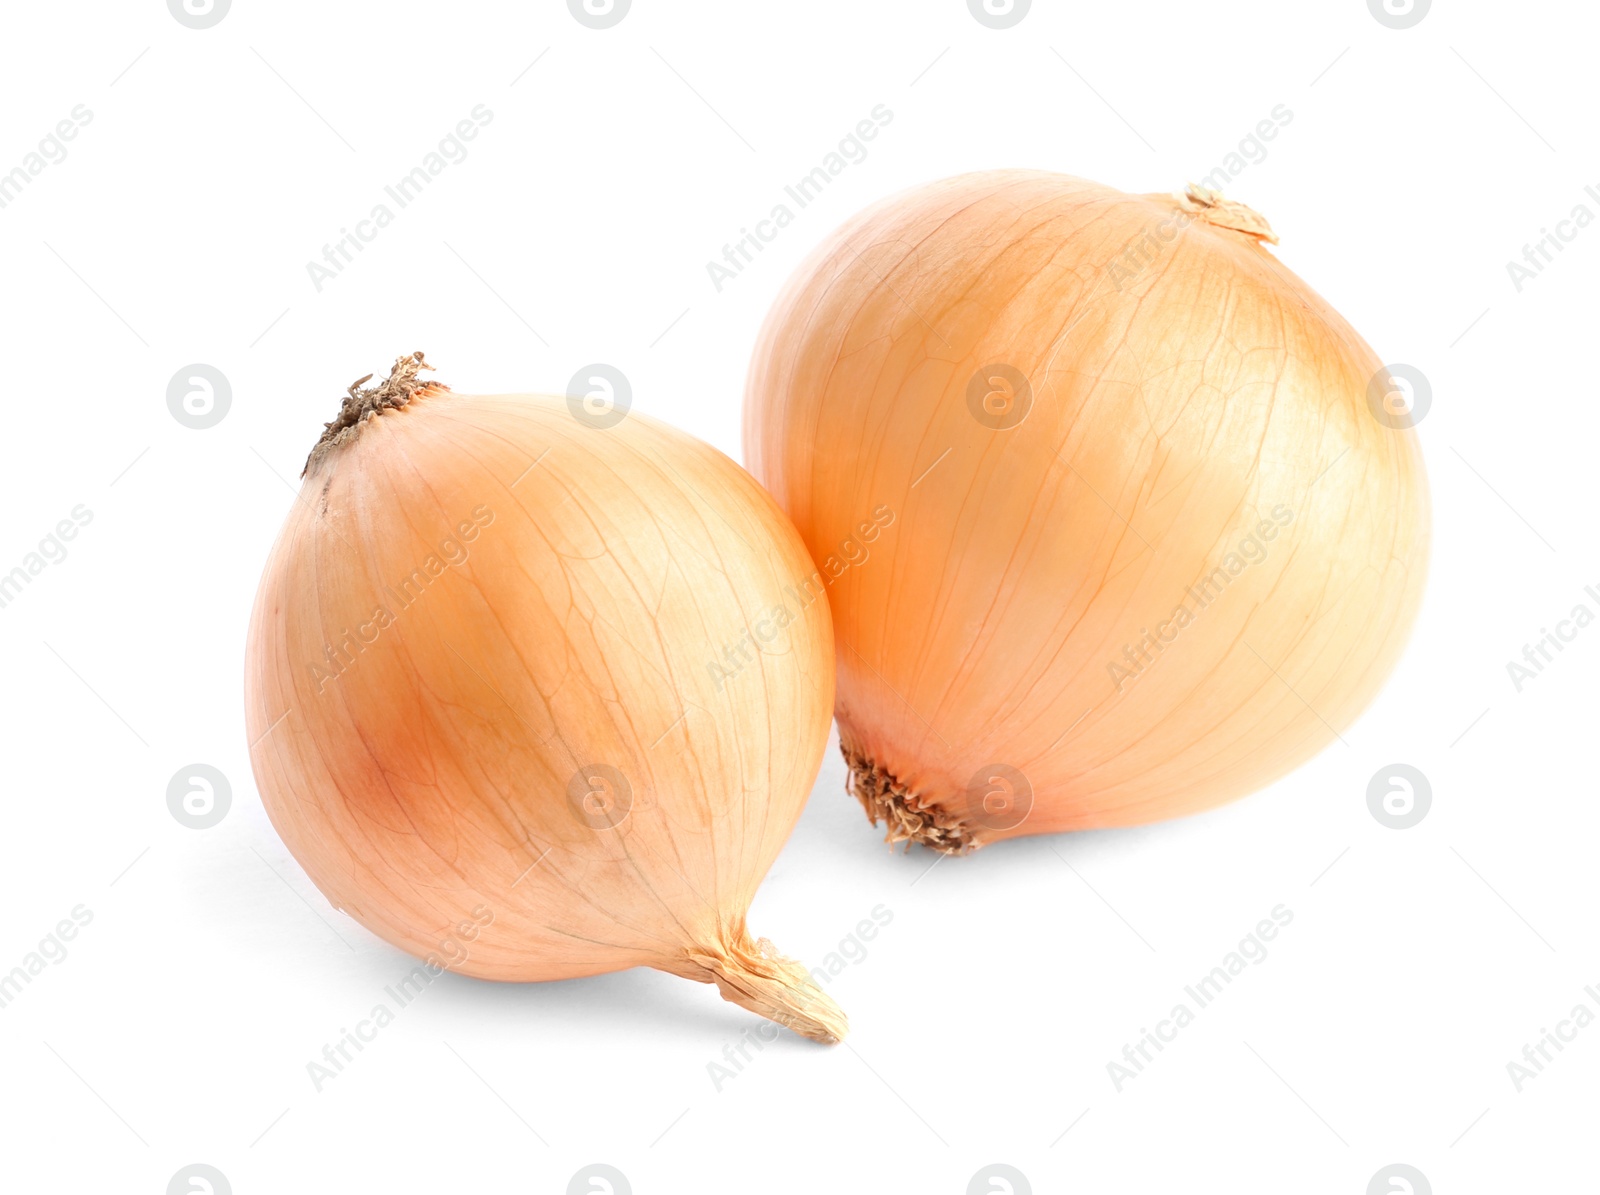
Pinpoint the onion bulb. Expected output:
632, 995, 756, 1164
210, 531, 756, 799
245, 354, 846, 1042
744, 171, 1429, 852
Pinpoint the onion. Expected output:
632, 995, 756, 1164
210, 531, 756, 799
245, 354, 846, 1042
743, 171, 1429, 852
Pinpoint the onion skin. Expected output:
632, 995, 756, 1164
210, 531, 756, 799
245, 365, 845, 1041
744, 171, 1429, 851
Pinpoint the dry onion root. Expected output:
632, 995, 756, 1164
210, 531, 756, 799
744, 171, 1430, 853
245, 354, 846, 1042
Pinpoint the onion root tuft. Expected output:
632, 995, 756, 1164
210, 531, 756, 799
842, 741, 976, 856
303, 350, 446, 476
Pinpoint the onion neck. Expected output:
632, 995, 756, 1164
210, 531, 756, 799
1173, 182, 1279, 245
676, 930, 849, 1044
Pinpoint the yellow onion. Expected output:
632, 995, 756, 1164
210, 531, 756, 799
245, 354, 845, 1041
744, 171, 1429, 852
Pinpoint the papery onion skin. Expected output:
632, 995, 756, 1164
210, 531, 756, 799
743, 171, 1429, 851
245, 356, 845, 1041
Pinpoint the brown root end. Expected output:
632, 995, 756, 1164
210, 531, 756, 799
301, 351, 449, 476
841, 741, 976, 855
680, 932, 849, 1044
1179, 182, 1279, 244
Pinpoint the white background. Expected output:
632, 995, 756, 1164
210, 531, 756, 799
0, 1, 1594, 1192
